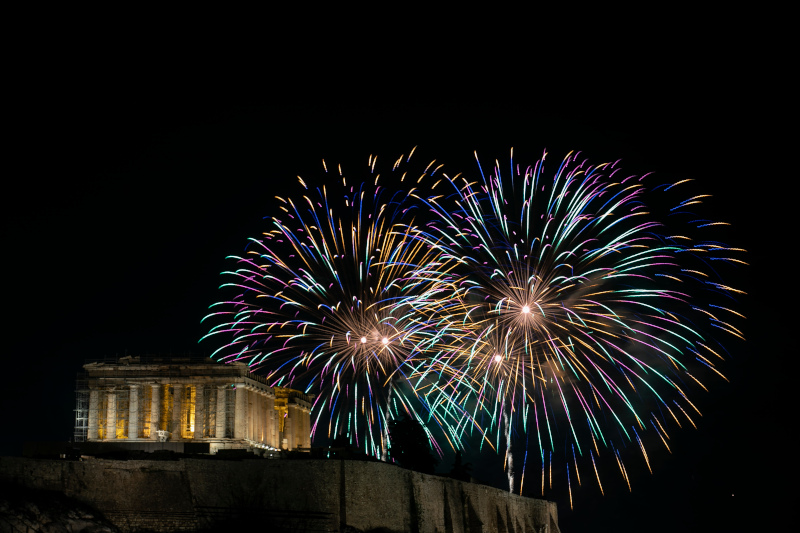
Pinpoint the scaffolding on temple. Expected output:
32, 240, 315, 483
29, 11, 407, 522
74, 373, 89, 442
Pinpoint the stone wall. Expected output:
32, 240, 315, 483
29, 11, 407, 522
0, 456, 560, 533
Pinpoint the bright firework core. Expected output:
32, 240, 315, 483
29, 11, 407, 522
360, 337, 367, 344
521, 305, 530, 314
382, 337, 389, 345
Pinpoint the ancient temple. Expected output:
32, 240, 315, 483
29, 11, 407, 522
74, 356, 313, 454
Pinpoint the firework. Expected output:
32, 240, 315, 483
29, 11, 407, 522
200, 150, 469, 458
411, 148, 746, 494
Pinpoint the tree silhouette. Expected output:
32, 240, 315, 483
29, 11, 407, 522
388, 415, 438, 474
448, 451, 472, 482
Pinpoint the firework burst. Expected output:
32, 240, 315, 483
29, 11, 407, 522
201, 149, 465, 458
410, 148, 746, 496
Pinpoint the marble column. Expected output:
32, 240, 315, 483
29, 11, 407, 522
293, 405, 302, 449
172, 384, 183, 439
258, 392, 266, 443
216, 385, 227, 438
259, 393, 266, 443
194, 385, 205, 438
106, 390, 117, 440
129, 385, 139, 439
150, 384, 161, 439
251, 390, 258, 442
88, 390, 99, 440
283, 405, 294, 449
234, 385, 247, 440
300, 407, 307, 448
265, 396, 272, 445
248, 389, 255, 441
304, 408, 311, 448
267, 396, 276, 447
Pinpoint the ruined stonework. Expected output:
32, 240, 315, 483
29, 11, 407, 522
74, 356, 313, 454
0, 457, 560, 532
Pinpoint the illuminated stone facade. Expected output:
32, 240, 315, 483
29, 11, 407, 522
75, 357, 313, 454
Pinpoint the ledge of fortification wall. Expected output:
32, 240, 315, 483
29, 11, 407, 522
341, 461, 558, 533
0, 456, 559, 533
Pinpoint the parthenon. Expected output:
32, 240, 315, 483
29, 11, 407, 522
74, 356, 313, 454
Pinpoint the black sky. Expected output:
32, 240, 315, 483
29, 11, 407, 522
3, 32, 789, 532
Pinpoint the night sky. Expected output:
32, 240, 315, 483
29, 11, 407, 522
3, 37, 788, 532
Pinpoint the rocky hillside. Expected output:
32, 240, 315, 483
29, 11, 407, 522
1, 484, 119, 533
